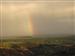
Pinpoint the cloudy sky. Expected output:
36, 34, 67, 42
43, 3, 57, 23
0, 0, 75, 37
0, 0, 73, 1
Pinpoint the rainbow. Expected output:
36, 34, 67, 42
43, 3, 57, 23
28, 17, 33, 36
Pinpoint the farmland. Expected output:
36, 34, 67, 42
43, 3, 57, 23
0, 36, 75, 56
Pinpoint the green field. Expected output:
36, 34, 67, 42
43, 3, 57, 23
0, 35, 75, 48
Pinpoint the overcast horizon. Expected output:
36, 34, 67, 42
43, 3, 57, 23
0, 0, 75, 37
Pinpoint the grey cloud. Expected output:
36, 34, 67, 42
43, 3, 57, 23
31, 2, 74, 35
0, 1, 74, 36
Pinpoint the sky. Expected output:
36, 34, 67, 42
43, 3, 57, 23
0, 0, 73, 1
0, 0, 75, 37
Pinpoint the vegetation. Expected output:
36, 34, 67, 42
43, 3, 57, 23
0, 36, 75, 56
0, 44, 75, 56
